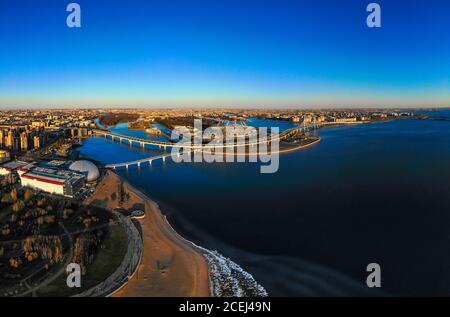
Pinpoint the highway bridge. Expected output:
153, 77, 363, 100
93, 122, 317, 150
98, 121, 319, 170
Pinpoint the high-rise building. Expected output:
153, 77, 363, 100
5, 130, 14, 149
12, 132, 20, 152
33, 135, 41, 149
20, 131, 29, 151
0, 130, 4, 148
0, 126, 47, 152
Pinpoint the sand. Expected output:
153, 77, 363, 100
85, 171, 210, 297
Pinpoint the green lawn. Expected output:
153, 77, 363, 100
37, 223, 128, 297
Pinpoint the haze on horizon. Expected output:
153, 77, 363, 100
0, 0, 449, 109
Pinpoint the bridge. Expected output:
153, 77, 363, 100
98, 121, 320, 170
105, 152, 173, 169
93, 121, 318, 150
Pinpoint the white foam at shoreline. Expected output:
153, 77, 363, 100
159, 213, 268, 297
203, 249, 268, 297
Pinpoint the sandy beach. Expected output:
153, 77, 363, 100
86, 171, 210, 297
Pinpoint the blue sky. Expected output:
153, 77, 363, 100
0, 0, 449, 108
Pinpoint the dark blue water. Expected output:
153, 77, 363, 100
81, 111, 450, 296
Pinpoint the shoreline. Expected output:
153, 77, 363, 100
86, 171, 266, 297
79, 123, 324, 296
277, 136, 321, 154
227, 135, 321, 157
79, 126, 327, 297
86, 171, 210, 297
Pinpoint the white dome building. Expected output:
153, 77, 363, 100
69, 160, 100, 182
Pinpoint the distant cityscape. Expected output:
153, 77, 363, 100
0, 108, 419, 198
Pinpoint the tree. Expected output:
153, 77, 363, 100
9, 258, 20, 268
24, 189, 34, 203
10, 188, 18, 202
37, 197, 47, 207
45, 215, 56, 224
63, 208, 74, 220
1, 193, 12, 204
12, 200, 25, 213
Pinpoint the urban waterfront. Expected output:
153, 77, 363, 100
2, 0, 449, 304
79, 111, 450, 296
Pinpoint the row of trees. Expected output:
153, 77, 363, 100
22, 235, 64, 265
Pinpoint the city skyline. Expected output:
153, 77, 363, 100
1, 0, 449, 108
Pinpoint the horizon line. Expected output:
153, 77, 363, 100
0, 105, 449, 111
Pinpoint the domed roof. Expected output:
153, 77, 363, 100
69, 160, 100, 182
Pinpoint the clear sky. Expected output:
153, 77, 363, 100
0, 0, 449, 108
